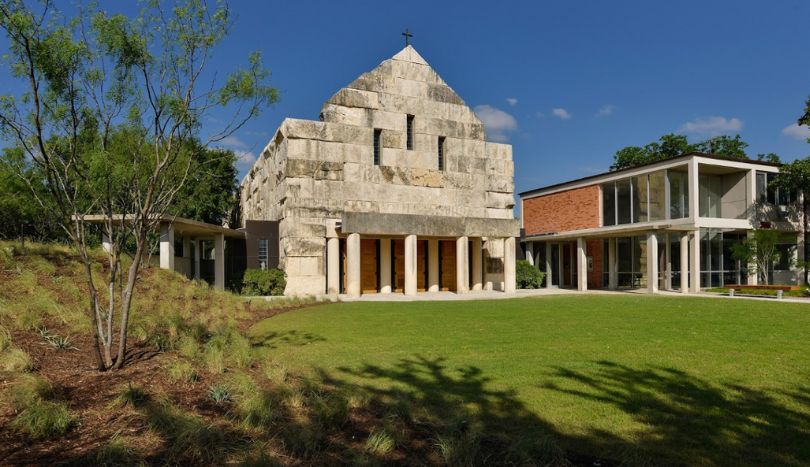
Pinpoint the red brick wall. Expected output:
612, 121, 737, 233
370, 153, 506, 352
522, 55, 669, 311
523, 185, 601, 235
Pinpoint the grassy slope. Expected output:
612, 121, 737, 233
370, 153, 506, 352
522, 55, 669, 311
250, 295, 810, 466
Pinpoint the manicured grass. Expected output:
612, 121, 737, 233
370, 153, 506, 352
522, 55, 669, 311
250, 295, 810, 466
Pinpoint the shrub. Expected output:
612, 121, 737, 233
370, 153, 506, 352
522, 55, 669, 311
241, 268, 286, 296
0, 326, 11, 351
116, 384, 150, 408
8, 374, 53, 409
516, 259, 545, 289
11, 399, 73, 438
95, 437, 141, 467
208, 384, 231, 405
365, 429, 395, 456
0, 347, 33, 372
168, 361, 199, 383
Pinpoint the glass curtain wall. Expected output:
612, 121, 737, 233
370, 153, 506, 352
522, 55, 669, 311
667, 171, 689, 219
699, 230, 747, 288
699, 175, 723, 218
602, 170, 670, 226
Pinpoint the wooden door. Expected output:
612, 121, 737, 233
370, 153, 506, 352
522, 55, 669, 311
360, 239, 378, 293
440, 240, 456, 291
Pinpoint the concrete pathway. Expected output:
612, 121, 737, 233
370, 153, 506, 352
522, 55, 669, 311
338, 288, 594, 302
248, 288, 810, 304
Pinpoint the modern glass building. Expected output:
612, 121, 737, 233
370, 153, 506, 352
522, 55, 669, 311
519, 153, 802, 292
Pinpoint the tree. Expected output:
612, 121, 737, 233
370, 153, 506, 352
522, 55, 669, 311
0, 0, 278, 370
610, 133, 751, 170
731, 229, 784, 285
171, 142, 238, 226
773, 157, 810, 284
694, 134, 749, 159
0, 147, 62, 241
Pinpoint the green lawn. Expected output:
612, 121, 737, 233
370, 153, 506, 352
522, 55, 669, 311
250, 295, 810, 466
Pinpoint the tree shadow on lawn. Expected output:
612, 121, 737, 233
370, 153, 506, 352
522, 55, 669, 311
542, 360, 810, 466
321, 356, 810, 466
326, 355, 575, 465
250, 329, 326, 349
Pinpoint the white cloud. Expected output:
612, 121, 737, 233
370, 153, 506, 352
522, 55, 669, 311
551, 108, 572, 120
219, 135, 248, 149
535, 111, 545, 118
679, 116, 743, 136
596, 104, 616, 117
473, 105, 518, 142
234, 149, 257, 171
782, 123, 810, 140
506, 97, 518, 107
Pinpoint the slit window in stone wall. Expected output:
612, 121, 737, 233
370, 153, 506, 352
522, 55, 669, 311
438, 136, 446, 171
406, 115, 414, 150
373, 129, 382, 165
258, 239, 268, 270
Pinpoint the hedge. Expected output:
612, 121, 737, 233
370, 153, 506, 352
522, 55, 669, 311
241, 268, 286, 296
516, 259, 545, 289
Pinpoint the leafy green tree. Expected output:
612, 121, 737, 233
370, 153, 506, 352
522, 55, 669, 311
171, 142, 238, 226
611, 133, 750, 170
774, 157, 810, 284
0, 148, 62, 240
731, 229, 785, 285
694, 135, 749, 159
0, 0, 278, 370
757, 152, 782, 164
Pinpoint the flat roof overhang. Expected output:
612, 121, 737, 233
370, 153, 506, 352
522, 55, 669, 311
522, 219, 697, 242
519, 152, 781, 199
79, 214, 246, 239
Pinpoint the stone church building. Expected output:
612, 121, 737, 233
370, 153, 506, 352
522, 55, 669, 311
239, 45, 519, 296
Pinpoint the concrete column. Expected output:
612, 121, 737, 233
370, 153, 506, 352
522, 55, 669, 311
346, 233, 361, 297
404, 234, 417, 296
456, 236, 469, 293
647, 232, 659, 294
380, 238, 392, 293
471, 237, 483, 291
680, 233, 689, 293
576, 237, 587, 291
193, 239, 201, 280
545, 242, 553, 289
608, 237, 618, 290
504, 236, 516, 293
428, 239, 439, 292
525, 242, 534, 266
690, 230, 701, 293
214, 233, 225, 291
326, 237, 340, 295
102, 232, 113, 254
159, 222, 175, 270
664, 234, 672, 290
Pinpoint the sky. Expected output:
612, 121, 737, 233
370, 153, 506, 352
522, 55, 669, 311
4, 1, 810, 196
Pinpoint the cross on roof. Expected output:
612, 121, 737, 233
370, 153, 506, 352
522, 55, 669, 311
402, 28, 413, 46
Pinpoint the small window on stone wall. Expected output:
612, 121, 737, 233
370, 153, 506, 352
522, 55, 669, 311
258, 239, 268, 270
438, 136, 446, 171
406, 115, 414, 150
373, 129, 382, 165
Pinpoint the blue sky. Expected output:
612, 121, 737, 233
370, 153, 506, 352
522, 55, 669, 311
5, 1, 810, 195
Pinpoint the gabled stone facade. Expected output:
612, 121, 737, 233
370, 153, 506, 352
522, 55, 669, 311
240, 46, 519, 295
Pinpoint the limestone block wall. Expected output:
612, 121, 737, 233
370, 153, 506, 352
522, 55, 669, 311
240, 46, 517, 295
